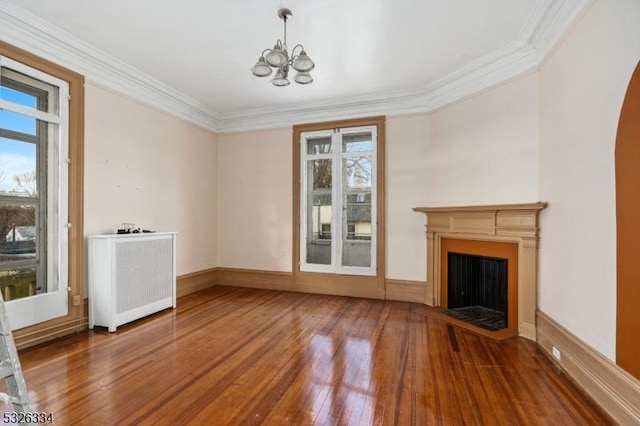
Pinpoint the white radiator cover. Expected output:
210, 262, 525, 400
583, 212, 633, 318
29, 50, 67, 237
88, 232, 177, 332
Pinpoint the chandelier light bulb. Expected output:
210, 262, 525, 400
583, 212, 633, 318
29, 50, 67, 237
251, 8, 314, 87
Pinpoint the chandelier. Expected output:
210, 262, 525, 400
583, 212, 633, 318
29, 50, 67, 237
250, 8, 315, 86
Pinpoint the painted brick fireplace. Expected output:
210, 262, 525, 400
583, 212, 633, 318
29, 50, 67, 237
414, 203, 547, 340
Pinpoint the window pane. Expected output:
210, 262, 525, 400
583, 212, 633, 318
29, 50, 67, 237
0, 138, 37, 196
0, 85, 37, 108
0, 109, 36, 136
342, 157, 372, 267
344, 156, 372, 190
0, 204, 36, 263
343, 133, 372, 153
1, 68, 58, 115
311, 159, 332, 190
342, 194, 372, 267
0, 267, 37, 301
306, 159, 332, 265
307, 137, 332, 155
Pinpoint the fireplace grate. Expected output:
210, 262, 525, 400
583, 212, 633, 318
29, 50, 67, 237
442, 306, 506, 331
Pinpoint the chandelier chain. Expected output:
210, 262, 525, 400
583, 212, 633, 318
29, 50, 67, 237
283, 14, 288, 51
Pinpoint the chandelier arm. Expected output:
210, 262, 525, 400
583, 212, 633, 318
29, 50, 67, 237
291, 44, 304, 58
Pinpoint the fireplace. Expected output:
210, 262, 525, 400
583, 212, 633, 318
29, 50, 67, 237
413, 203, 546, 340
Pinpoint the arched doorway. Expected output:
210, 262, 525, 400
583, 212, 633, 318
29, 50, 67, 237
616, 61, 640, 379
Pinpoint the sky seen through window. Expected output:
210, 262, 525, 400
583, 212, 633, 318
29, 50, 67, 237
0, 86, 37, 193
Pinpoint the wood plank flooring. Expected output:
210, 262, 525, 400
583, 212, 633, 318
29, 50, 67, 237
2, 286, 611, 425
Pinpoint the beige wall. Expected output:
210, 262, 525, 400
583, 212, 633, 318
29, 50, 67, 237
84, 84, 217, 276
385, 75, 539, 281
538, 0, 640, 361
216, 128, 292, 272
426, 73, 540, 206
386, 114, 430, 282
215, 85, 539, 283
215, 117, 432, 281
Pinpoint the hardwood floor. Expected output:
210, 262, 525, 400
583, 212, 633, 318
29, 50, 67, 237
4, 286, 611, 425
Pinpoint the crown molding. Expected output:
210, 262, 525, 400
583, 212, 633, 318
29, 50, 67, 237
216, 0, 592, 133
0, 0, 220, 131
216, 42, 539, 133
0, 0, 592, 134
526, 0, 596, 65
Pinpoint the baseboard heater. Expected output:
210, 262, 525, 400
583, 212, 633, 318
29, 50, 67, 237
87, 232, 177, 332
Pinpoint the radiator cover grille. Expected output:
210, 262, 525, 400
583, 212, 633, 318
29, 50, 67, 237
115, 238, 173, 314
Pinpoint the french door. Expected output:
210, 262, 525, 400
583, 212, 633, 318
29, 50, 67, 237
299, 125, 377, 276
0, 55, 69, 329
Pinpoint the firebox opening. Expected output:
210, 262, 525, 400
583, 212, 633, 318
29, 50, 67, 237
443, 252, 508, 331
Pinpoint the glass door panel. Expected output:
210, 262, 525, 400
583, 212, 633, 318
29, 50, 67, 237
0, 138, 37, 195
342, 132, 373, 153
306, 158, 332, 265
342, 156, 373, 268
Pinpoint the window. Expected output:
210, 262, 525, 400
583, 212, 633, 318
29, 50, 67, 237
293, 117, 385, 296
299, 124, 378, 275
0, 53, 71, 329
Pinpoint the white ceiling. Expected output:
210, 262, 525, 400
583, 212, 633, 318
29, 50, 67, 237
0, 0, 590, 131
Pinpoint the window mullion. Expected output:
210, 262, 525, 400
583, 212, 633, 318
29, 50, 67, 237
370, 128, 377, 272
0, 99, 62, 124
0, 129, 38, 144
332, 131, 342, 273
0, 196, 38, 204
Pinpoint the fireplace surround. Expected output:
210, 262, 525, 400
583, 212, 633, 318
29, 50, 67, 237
413, 203, 547, 340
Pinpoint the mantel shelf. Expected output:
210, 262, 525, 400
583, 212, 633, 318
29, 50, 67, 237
413, 202, 547, 214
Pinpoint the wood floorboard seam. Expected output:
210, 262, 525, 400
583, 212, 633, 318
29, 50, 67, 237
12, 287, 613, 425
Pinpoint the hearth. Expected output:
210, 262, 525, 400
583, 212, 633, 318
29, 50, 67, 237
443, 306, 506, 331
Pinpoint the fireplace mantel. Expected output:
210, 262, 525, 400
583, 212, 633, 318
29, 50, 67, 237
413, 202, 547, 340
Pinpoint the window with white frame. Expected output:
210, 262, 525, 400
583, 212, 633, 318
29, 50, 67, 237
300, 126, 377, 276
0, 55, 69, 328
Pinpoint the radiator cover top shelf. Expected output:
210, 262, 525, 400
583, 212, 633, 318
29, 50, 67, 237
88, 232, 177, 332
